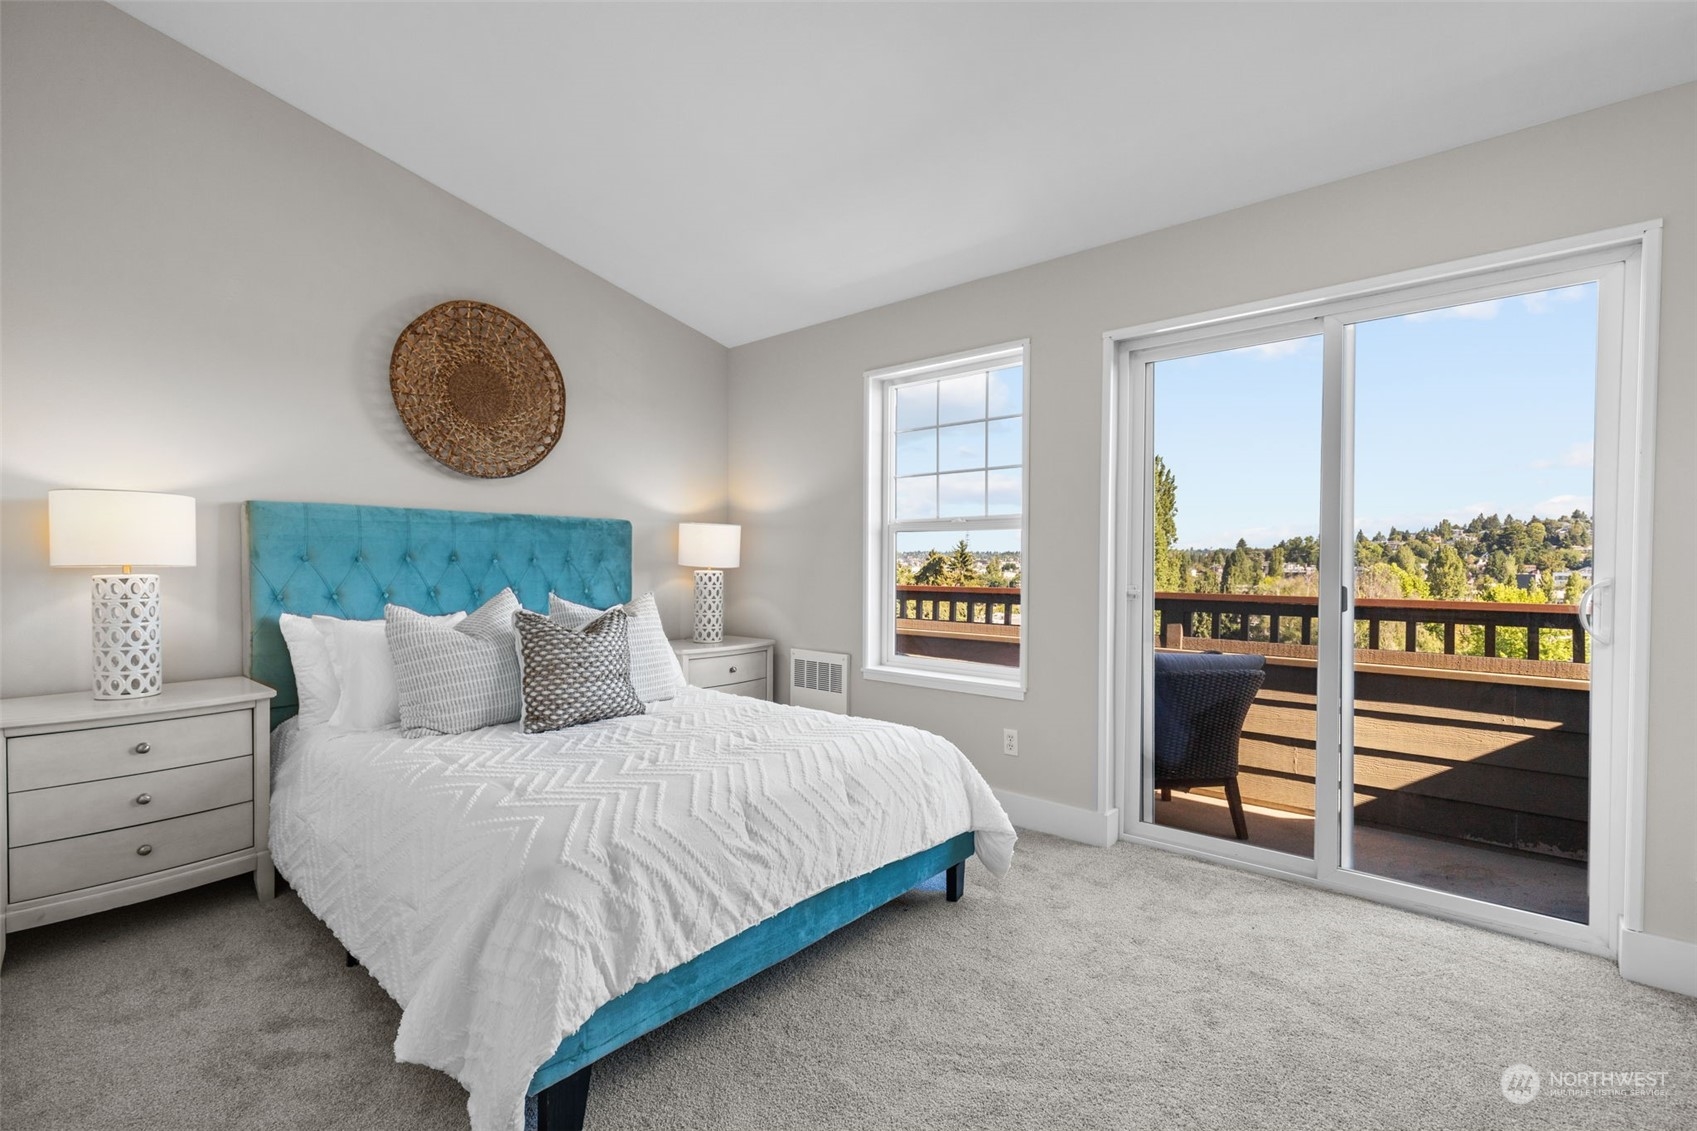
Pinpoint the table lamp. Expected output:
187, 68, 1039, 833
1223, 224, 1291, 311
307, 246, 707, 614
49, 490, 197, 699
678, 522, 740, 644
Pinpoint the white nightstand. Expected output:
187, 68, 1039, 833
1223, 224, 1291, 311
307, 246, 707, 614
0, 677, 276, 963
670, 636, 776, 701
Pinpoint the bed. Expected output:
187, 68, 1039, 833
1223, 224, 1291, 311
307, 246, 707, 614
243, 501, 1017, 1131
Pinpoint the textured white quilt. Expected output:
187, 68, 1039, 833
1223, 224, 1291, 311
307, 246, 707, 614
270, 688, 1016, 1131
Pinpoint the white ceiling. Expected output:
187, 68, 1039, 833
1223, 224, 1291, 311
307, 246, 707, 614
118, 2, 1697, 347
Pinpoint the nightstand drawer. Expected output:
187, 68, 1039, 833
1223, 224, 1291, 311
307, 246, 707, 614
717, 678, 770, 700
7, 710, 252, 792
9, 802, 254, 903
691, 651, 768, 689
9, 757, 253, 847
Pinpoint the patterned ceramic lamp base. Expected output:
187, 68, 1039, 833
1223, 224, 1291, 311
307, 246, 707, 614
692, 569, 725, 644
91, 573, 164, 699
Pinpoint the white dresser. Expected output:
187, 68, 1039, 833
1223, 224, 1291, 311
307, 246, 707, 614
0, 677, 275, 962
669, 636, 776, 701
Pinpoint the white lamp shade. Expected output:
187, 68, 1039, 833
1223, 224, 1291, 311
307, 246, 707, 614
49, 490, 197, 569
678, 522, 741, 569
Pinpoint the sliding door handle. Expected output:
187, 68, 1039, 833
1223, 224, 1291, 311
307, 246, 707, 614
1578, 578, 1614, 646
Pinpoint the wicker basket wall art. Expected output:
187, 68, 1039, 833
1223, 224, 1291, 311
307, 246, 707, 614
390, 300, 565, 478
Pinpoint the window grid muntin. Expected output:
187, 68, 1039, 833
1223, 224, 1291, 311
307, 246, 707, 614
868, 341, 1028, 694
886, 364, 1023, 523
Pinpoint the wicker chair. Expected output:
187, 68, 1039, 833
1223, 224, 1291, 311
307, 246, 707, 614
1153, 652, 1266, 840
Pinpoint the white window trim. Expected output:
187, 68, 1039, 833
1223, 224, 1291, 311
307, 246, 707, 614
864, 339, 1030, 699
1096, 220, 1663, 959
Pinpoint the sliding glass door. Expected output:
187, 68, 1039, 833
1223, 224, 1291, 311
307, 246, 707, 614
1141, 332, 1323, 860
1343, 279, 1604, 923
1115, 236, 1646, 953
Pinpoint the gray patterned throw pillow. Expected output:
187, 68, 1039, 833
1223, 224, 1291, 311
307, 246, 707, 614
548, 591, 685, 703
386, 589, 523, 736
514, 607, 645, 732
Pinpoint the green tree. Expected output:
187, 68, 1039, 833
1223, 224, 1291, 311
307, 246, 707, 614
1487, 550, 1516, 585
1566, 571, 1589, 606
1223, 539, 1262, 594
1355, 562, 1405, 600
1279, 535, 1320, 568
1153, 456, 1181, 592
1356, 532, 1385, 568
982, 556, 1009, 588
1426, 544, 1468, 600
1395, 565, 1432, 599
914, 550, 947, 585
946, 539, 979, 586
1268, 545, 1286, 580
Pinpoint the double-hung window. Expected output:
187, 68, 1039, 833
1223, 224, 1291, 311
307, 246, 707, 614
864, 340, 1028, 699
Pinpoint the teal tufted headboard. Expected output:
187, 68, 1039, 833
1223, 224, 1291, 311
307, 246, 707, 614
244, 500, 632, 728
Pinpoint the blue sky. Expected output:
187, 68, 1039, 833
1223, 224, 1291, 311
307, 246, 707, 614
1153, 282, 1598, 550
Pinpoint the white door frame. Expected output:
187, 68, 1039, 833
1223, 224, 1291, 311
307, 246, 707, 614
1098, 222, 1662, 957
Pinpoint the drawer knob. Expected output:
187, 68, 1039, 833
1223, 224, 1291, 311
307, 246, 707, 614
136, 844, 153, 857
728, 666, 738, 674
134, 741, 152, 755
136, 793, 152, 806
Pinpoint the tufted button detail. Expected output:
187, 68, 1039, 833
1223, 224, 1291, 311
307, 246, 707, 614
449, 553, 458, 562
404, 553, 413, 563
383, 590, 392, 599
300, 553, 310, 563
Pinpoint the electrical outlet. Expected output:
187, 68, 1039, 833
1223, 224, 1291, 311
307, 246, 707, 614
1002, 728, 1018, 757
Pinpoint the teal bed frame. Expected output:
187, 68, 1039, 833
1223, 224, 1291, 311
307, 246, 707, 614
243, 501, 973, 1131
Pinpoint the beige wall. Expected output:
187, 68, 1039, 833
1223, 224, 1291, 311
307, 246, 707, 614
0, 2, 730, 696
4, 3, 1691, 945
727, 84, 1697, 943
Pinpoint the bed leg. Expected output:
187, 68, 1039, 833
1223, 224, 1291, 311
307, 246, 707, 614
945, 860, 965, 902
535, 1064, 593, 1131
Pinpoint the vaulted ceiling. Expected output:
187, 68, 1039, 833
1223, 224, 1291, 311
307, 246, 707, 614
120, 2, 1697, 346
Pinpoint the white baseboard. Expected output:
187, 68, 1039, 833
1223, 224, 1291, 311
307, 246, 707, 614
993, 789, 1119, 848
1618, 925, 1697, 998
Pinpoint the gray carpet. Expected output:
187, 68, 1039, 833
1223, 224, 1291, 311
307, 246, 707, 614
3, 833, 1693, 1130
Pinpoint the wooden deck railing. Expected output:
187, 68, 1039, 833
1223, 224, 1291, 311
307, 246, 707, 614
891, 586, 1589, 678
1154, 591, 1588, 665
895, 584, 1021, 628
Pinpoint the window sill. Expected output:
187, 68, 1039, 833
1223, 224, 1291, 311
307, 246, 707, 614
861, 664, 1026, 701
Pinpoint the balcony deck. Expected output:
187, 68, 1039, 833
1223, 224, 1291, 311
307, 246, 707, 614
894, 583, 1591, 920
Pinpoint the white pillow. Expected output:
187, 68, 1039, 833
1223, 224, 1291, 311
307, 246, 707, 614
548, 591, 685, 703
316, 610, 465, 731
279, 613, 339, 729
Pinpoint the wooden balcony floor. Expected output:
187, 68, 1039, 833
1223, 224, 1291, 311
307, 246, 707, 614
1153, 792, 1587, 923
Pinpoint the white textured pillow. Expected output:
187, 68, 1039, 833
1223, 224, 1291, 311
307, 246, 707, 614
386, 590, 523, 737
316, 611, 464, 731
279, 614, 339, 729
548, 591, 685, 703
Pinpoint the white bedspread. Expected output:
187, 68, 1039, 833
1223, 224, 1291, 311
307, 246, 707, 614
270, 688, 1016, 1131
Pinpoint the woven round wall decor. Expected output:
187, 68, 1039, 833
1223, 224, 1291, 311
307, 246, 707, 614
390, 300, 565, 478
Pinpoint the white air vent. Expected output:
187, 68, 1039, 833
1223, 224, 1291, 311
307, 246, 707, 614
790, 648, 849, 714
